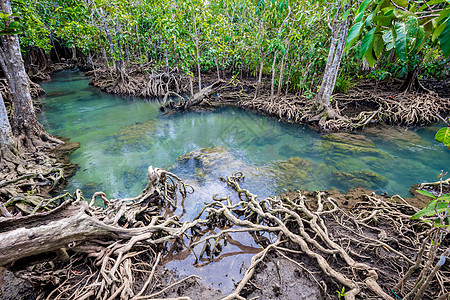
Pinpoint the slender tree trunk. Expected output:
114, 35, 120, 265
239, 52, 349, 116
97, 7, 118, 72
71, 46, 77, 61
215, 58, 220, 81
114, 23, 125, 78
255, 48, 265, 98
315, 5, 349, 117
164, 40, 169, 70
0, 0, 61, 151
270, 50, 279, 98
192, 14, 201, 92
51, 37, 60, 63
277, 40, 290, 95
102, 48, 109, 68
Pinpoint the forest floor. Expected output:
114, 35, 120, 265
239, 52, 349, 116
1, 64, 449, 300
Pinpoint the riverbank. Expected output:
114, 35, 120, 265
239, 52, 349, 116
86, 68, 450, 131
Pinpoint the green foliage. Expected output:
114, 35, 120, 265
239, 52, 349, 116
0, 11, 22, 35
334, 74, 353, 93
346, 0, 450, 69
435, 126, 450, 148
336, 286, 347, 299
7, 0, 447, 96
412, 190, 450, 227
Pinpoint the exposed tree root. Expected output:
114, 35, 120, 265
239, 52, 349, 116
0, 78, 46, 115
0, 166, 200, 299
87, 68, 189, 98
192, 173, 448, 299
0, 138, 79, 201
1, 168, 448, 299
160, 77, 449, 131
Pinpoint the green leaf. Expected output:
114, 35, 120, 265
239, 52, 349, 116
383, 29, 394, 50
342, 9, 351, 21
347, 21, 363, 49
8, 21, 19, 30
365, 50, 377, 67
435, 127, 450, 146
394, 22, 407, 61
433, 22, 447, 41
356, 0, 374, 22
439, 21, 450, 58
412, 201, 449, 219
373, 34, 384, 58
418, 0, 448, 12
392, 0, 408, 8
413, 26, 426, 52
416, 190, 436, 198
360, 27, 376, 58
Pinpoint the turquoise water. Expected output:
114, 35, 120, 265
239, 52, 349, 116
38, 71, 450, 203
38, 71, 450, 292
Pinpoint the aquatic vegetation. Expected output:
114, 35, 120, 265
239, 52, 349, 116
318, 132, 391, 159
332, 170, 388, 190
365, 125, 424, 148
176, 146, 251, 179
322, 132, 375, 148
106, 120, 156, 154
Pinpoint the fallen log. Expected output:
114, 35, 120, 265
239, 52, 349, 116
160, 80, 227, 111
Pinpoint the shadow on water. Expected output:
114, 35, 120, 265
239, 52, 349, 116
38, 71, 450, 293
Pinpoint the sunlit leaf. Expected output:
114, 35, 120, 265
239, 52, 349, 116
435, 127, 450, 146
360, 27, 375, 58
439, 21, 450, 58
416, 190, 436, 198
346, 21, 363, 49
394, 22, 407, 61
412, 201, 449, 219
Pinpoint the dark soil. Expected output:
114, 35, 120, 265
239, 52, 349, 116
0, 269, 35, 300
242, 256, 321, 300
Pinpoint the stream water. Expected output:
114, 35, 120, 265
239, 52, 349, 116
38, 71, 450, 292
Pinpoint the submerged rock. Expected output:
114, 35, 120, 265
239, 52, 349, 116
106, 120, 156, 153
364, 125, 423, 148
268, 157, 331, 192
318, 132, 391, 159
332, 170, 388, 190
175, 146, 256, 180
322, 132, 375, 148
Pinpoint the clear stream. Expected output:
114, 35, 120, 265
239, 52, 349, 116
38, 71, 450, 292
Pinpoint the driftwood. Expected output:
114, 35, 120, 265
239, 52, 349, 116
160, 80, 227, 112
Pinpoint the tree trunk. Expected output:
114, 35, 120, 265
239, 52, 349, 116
0, 0, 61, 151
270, 50, 279, 98
215, 58, 220, 81
400, 69, 430, 93
277, 40, 290, 95
193, 14, 202, 92
315, 6, 349, 117
114, 23, 125, 78
0, 92, 15, 156
255, 48, 265, 98
98, 7, 119, 72
71, 46, 77, 61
